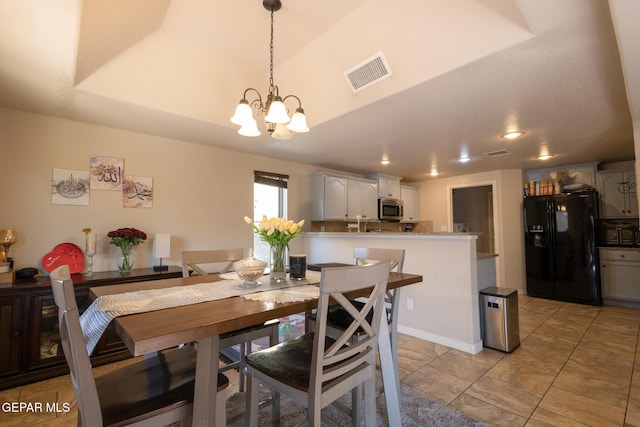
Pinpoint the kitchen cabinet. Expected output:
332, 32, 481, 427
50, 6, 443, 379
311, 172, 377, 220
311, 173, 348, 220
367, 173, 402, 199
400, 185, 420, 222
347, 178, 378, 220
597, 169, 638, 218
600, 248, 640, 307
0, 266, 182, 390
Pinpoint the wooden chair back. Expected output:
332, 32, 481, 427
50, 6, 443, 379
182, 248, 243, 277
51, 265, 230, 427
354, 247, 405, 321
310, 262, 390, 403
353, 246, 405, 273
50, 265, 105, 426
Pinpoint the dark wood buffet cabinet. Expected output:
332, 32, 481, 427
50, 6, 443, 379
0, 266, 182, 390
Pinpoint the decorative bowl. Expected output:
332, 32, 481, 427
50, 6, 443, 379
233, 256, 267, 287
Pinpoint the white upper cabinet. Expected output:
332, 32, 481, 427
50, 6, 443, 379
311, 172, 378, 221
347, 178, 378, 220
597, 169, 638, 218
400, 185, 420, 222
311, 173, 348, 220
366, 173, 402, 199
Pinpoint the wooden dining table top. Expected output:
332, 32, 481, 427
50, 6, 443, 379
89, 271, 423, 357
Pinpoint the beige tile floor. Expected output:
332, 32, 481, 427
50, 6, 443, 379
399, 295, 640, 427
1, 294, 639, 426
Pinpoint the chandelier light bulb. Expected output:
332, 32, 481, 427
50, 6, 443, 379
264, 97, 290, 124
272, 122, 293, 140
238, 118, 261, 137
287, 108, 309, 133
230, 100, 253, 126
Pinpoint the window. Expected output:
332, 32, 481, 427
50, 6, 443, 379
253, 171, 288, 262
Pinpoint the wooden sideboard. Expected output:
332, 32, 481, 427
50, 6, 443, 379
0, 266, 182, 390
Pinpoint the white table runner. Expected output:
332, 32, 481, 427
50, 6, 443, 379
79, 271, 321, 354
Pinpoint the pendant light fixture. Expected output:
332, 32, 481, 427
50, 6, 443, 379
230, 0, 309, 139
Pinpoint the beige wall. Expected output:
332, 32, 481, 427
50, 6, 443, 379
1, 106, 527, 290
409, 169, 526, 291
0, 107, 318, 273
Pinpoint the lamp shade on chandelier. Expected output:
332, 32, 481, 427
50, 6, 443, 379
230, 0, 309, 139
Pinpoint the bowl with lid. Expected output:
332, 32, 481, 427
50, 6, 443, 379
233, 254, 267, 287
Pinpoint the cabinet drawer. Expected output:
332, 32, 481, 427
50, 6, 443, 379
600, 249, 640, 262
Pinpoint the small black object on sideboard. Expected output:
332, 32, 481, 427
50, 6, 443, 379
0, 266, 182, 390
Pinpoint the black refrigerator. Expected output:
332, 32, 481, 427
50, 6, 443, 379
523, 191, 601, 305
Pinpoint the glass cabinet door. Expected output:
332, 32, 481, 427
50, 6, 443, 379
28, 291, 89, 368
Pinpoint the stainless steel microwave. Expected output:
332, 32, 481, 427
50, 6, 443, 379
379, 198, 403, 221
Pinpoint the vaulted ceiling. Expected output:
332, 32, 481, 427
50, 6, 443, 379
0, 0, 637, 182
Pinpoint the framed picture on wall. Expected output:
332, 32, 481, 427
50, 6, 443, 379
90, 155, 124, 191
51, 168, 90, 206
123, 175, 153, 208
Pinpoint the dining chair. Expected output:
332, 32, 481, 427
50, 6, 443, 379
245, 261, 391, 427
182, 249, 279, 392
49, 264, 230, 427
311, 249, 405, 370
305, 247, 405, 424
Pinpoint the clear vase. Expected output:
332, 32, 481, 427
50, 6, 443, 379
117, 248, 135, 275
270, 244, 287, 282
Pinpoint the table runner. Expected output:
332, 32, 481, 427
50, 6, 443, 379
79, 271, 321, 354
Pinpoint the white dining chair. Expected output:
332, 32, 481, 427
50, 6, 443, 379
49, 264, 230, 427
182, 249, 279, 392
305, 247, 405, 425
245, 261, 391, 427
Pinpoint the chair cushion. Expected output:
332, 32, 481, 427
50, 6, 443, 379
246, 333, 331, 391
96, 346, 228, 426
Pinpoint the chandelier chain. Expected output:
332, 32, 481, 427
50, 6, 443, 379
269, 9, 274, 89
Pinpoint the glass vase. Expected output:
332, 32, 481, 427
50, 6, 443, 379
270, 244, 286, 282
84, 233, 97, 277
117, 248, 135, 275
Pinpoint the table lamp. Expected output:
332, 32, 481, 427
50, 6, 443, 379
153, 233, 170, 271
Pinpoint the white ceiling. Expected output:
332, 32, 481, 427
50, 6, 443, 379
0, 0, 637, 182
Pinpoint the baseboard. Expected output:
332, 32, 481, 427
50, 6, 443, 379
397, 325, 484, 354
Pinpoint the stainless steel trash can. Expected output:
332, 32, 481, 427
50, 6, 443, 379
480, 287, 520, 352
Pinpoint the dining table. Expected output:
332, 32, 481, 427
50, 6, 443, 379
89, 270, 423, 427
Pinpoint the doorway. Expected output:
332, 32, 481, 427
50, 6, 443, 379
451, 185, 495, 254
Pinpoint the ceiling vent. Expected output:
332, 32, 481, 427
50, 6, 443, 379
344, 52, 392, 93
483, 149, 511, 158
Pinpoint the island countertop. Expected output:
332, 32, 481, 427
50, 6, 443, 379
303, 231, 478, 238
302, 232, 496, 260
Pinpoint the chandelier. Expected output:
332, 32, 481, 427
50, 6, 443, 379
230, 0, 309, 140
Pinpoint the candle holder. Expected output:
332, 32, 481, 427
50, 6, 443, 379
84, 233, 97, 276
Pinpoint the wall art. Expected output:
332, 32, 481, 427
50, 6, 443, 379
51, 168, 90, 206
123, 175, 153, 208
90, 155, 123, 191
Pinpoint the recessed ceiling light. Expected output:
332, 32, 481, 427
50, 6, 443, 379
459, 156, 471, 163
537, 154, 552, 160
501, 131, 525, 140
430, 169, 439, 177
380, 159, 390, 165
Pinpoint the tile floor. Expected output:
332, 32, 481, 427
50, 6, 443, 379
1, 295, 639, 426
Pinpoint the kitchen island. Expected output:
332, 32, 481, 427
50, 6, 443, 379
296, 232, 497, 354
